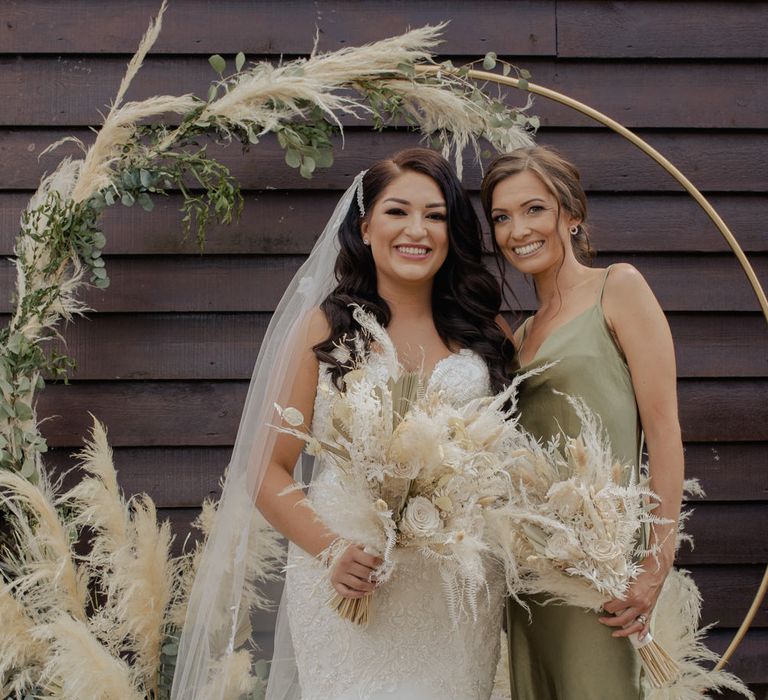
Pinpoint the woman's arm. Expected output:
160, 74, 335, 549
254, 309, 380, 598
598, 263, 685, 638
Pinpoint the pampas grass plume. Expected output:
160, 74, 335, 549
110, 495, 175, 689
647, 569, 754, 699
0, 586, 47, 695
66, 415, 129, 553
37, 614, 145, 700
200, 649, 260, 700
0, 470, 88, 622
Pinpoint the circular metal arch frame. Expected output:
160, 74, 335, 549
417, 65, 768, 671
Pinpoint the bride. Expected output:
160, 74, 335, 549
172, 148, 515, 700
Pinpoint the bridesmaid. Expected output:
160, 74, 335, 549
481, 146, 685, 699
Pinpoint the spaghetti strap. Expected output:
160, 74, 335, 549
597, 264, 614, 304
517, 316, 534, 354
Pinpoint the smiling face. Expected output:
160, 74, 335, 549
361, 170, 449, 288
490, 170, 580, 276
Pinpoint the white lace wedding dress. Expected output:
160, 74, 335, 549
284, 349, 505, 700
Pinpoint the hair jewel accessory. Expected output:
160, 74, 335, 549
356, 172, 367, 217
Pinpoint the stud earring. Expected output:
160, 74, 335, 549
363, 238, 370, 246
569, 225, 579, 236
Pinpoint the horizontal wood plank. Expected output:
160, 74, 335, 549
2, 129, 767, 193
22, 312, 764, 380
2, 253, 763, 313
42, 440, 768, 507
717, 689, 767, 700
1, 57, 765, 130
0, 1, 556, 56
677, 504, 768, 565
689, 565, 768, 628
557, 1, 768, 58
682, 443, 768, 502
705, 629, 768, 684
5, 1, 766, 60
3, 191, 767, 256
33, 379, 768, 447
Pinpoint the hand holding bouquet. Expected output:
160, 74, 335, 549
497, 394, 681, 687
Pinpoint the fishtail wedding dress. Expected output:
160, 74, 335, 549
284, 349, 505, 700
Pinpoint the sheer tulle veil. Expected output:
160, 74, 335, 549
171, 173, 366, 700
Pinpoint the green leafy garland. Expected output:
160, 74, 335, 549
0, 21, 534, 484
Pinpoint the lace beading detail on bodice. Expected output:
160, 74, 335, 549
284, 350, 503, 700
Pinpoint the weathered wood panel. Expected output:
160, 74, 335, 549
42, 441, 768, 507
683, 443, 768, 503
2, 253, 762, 314
690, 565, 768, 628
1, 57, 765, 129
678, 504, 768, 564
2, 191, 768, 255
557, 1, 768, 58
2, 129, 767, 192
35, 379, 768, 447
705, 629, 768, 684
5, 1, 766, 60
29, 312, 765, 380
0, 0, 557, 56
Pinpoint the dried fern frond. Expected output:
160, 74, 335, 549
37, 614, 144, 700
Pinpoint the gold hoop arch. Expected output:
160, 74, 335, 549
417, 65, 768, 672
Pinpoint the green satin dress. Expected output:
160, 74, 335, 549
507, 266, 646, 699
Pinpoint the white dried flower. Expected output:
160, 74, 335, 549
388, 415, 442, 479
399, 496, 442, 539
281, 407, 305, 427
544, 531, 584, 562
546, 480, 586, 520
587, 539, 623, 563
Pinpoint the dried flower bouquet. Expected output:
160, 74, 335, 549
494, 394, 683, 688
275, 307, 537, 625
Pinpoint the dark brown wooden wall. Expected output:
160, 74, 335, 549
1, 1, 766, 691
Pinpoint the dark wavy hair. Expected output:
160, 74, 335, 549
313, 147, 516, 391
